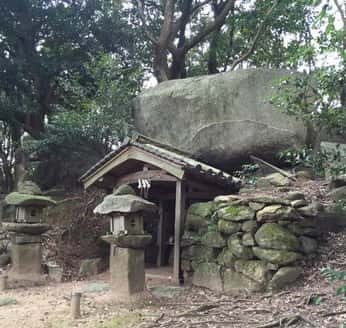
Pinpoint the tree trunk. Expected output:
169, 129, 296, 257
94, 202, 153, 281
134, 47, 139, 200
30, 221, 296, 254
170, 51, 186, 79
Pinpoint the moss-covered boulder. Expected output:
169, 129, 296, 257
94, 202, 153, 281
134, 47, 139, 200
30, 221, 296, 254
286, 223, 304, 235
181, 231, 202, 247
218, 206, 255, 222
234, 260, 272, 284
223, 269, 264, 293
242, 220, 258, 233
242, 233, 255, 246
201, 231, 226, 248
253, 247, 302, 266
192, 262, 223, 292
228, 236, 254, 259
217, 248, 235, 267
297, 201, 323, 217
270, 266, 302, 290
255, 223, 300, 251
188, 201, 215, 218
181, 245, 215, 263
256, 205, 297, 222
218, 220, 241, 234
256, 173, 290, 188
185, 214, 208, 232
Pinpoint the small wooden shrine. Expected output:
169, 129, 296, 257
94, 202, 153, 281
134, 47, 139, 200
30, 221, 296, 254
80, 134, 240, 282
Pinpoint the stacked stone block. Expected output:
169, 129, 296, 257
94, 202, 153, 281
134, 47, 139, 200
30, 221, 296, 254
181, 192, 321, 293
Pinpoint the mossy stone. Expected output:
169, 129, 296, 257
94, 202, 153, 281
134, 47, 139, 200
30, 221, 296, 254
201, 231, 226, 248
192, 262, 223, 292
270, 266, 302, 290
181, 245, 215, 262
234, 260, 272, 284
217, 248, 235, 267
255, 223, 300, 251
113, 184, 136, 196
181, 231, 202, 247
188, 202, 215, 218
242, 220, 258, 233
217, 220, 241, 234
223, 269, 264, 293
242, 233, 255, 246
252, 247, 302, 266
217, 206, 255, 222
228, 236, 254, 259
185, 214, 208, 232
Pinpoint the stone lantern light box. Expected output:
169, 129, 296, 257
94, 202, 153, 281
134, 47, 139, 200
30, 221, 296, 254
110, 214, 143, 235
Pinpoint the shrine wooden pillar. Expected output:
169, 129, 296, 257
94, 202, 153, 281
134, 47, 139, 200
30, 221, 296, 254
173, 180, 185, 283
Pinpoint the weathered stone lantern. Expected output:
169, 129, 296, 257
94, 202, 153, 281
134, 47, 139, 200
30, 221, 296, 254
94, 186, 157, 301
3, 181, 56, 282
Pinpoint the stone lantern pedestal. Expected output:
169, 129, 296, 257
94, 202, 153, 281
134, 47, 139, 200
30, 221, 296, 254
94, 187, 157, 301
4, 223, 50, 280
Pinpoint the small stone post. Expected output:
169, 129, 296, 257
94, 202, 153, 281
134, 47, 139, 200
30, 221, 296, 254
94, 186, 157, 301
71, 292, 82, 319
0, 275, 8, 291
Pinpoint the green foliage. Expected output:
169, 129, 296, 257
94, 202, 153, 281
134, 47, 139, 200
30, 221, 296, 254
234, 163, 259, 185
29, 54, 143, 189
307, 294, 323, 305
321, 267, 346, 300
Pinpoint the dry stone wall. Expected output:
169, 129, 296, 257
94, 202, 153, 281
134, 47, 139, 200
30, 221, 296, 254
181, 192, 322, 293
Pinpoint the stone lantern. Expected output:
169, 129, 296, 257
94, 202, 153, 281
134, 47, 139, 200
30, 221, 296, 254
94, 186, 157, 301
3, 181, 56, 282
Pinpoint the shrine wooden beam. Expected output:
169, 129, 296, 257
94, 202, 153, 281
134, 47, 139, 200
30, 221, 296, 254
114, 169, 177, 188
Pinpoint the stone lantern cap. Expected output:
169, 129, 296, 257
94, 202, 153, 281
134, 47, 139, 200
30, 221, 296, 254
94, 194, 157, 215
5, 181, 56, 207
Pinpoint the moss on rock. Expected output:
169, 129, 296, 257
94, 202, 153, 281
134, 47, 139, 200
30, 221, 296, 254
255, 223, 300, 251
217, 220, 241, 235
218, 206, 255, 222
252, 247, 302, 266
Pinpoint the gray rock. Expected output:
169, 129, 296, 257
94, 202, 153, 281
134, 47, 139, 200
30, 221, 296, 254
255, 223, 300, 251
0, 253, 10, 266
291, 199, 308, 208
79, 258, 102, 277
223, 269, 264, 293
270, 266, 303, 290
135, 68, 307, 169
287, 192, 306, 201
192, 262, 223, 292
248, 202, 265, 211
299, 236, 317, 254
327, 186, 346, 201
234, 260, 271, 284
181, 245, 215, 262
297, 201, 323, 217
256, 205, 297, 222
253, 247, 302, 266
185, 214, 208, 232
330, 174, 346, 189
257, 173, 290, 188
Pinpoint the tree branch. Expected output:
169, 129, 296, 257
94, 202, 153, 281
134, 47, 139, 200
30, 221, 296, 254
333, 0, 345, 24
136, 0, 159, 45
229, 0, 280, 71
183, 0, 236, 53
159, 0, 177, 47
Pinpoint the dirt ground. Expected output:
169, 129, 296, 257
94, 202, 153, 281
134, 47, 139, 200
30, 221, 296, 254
2, 230, 346, 328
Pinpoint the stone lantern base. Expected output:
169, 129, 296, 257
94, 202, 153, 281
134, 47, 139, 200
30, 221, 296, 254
102, 234, 152, 301
10, 234, 43, 280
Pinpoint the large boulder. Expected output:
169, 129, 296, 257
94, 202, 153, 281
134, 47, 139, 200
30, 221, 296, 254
135, 68, 307, 169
